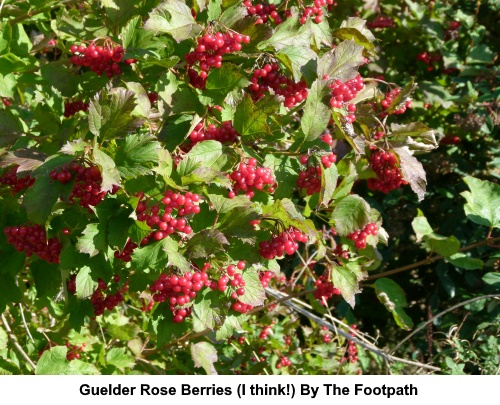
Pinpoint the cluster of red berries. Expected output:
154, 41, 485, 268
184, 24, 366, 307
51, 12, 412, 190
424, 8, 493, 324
185, 31, 249, 89
140, 298, 154, 312
379, 88, 412, 116
0, 165, 35, 194
259, 270, 275, 288
150, 270, 209, 323
114, 239, 137, 263
373, 130, 385, 140
416, 51, 442, 72
259, 325, 273, 339
321, 132, 333, 146
299, 0, 336, 24
148, 92, 158, 104
343, 325, 358, 363
228, 158, 276, 199
297, 153, 337, 195
66, 342, 86, 361
249, 63, 308, 108
444, 21, 461, 41
63, 100, 89, 118
276, 356, 291, 369
329, 75, 364, 122
69, 42, 125, 78
367, 150, 407, 193
259, 227, 308, 259
135, 189, 200, 243
90, 275, 127, 317
313, 274, 341, 303
243, 1, 286, 25
50, 163, 107, 210
188, 121, 240, 146
2, 97, 11, 107
367, 15, 395, 29
4, 224, 61, 264
347, 222, 378, 249
440, 135, 460, 145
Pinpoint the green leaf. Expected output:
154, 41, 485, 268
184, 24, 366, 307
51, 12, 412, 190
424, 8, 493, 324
318, 40, 365, 82
0, 73, 16, 98
158, 71, 205, 116
239, 269, 266, 306
131, 239, 170, 272
215, 313, 246, 340
276, 46, 317, 83
0, 274, 22, 313
0, 110, 24, 148
185, 229, 229, 258
125, 82, 151, 118
199, 63, 250, 106
262, 198, 319, 240
219, 3, 247, 28
184, 140, 224, 168
88, 88, 143, 141
105, 314, 140, 341
332, 195, 371, 236
233, 94, 277, 140
144, 0, 202, 42
164, 238, 191, 273
106, 347, 135, 371
461, 176, 500, 229
191, 342, 218, 375
75, 266, 97, 300
114, 134, 159, 178
393, 146, 427, 202
100, 0, 139, 27
411, 214, 460, 256
92, 148, 121, 192
30, 261, 61, 298
331, 261, 366, 307
374, 278, 413, 330
336, 17, 375, 55
193, 288, 223, 330
36, 346, 73, 375
128, 220, 152, 245
208, 0, 222, 22
319, 163, 338, 207
76, 223, 107, 257
258, 16, 312, 51
22, 154, 75, 225
386, 78, 417, 115
482, 273, 500, 287
448, 253, 483, 270
301, 78, 331, 142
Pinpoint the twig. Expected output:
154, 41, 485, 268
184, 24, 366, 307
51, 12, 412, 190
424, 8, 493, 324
367, 235, 500, 281
391, 294, 500, 355
1, 313, 36, 372
265, 287, 441, 373
19, 303, 34, 344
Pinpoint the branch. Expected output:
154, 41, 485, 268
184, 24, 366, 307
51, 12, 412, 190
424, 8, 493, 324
265, 288, 441, 373
390, 294, 500, 355
1, 313, 36, 372
367, 235, 500, 281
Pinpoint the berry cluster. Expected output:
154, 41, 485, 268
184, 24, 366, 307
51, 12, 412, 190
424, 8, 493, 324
416, 52, 442, 72
367, 150, 407, 193
297, 153, 337, 195
249, 63, 308, 108
114, 239, 137, 262
367, 15, 395, 29
135, 189, 200, 243
347, 222, 378, 249
50, 163, 107, 209
4, 224, 61, 264
243, 1, 285, 25
228, 158, 276, 199
299, 0, 336, 24
0, 165, 35, 194
259, 227, 308, 259
2, 97, 11, 107
329, 75, 364, 122
90, 276, 127, 317
259, 270, 274, 288
66, 342, 86, 361
313, 274, 341, 303
69, 42, 125, 78
259, 325, 273, 339
380, 88, 412, 116
444, 21, 461, 41
150, 270, 209, 323
275, 356, 291, 369
63, 100, 89, 118
343, 325, 358, 363
185, 31, 249, 89
373, 130, 385, 141
140, 298, 154, 312
188, 121, 240, 146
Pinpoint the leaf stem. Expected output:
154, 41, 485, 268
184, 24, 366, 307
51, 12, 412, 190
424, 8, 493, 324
1, 313, 37, 372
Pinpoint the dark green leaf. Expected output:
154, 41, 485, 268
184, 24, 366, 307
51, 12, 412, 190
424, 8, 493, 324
258, 16, 312, 51
318, 40, 365, 82
332, 195, 371, 236
75, 266, 97, 300
114, 134, 159, 178
374, 278, 413, 330
301, 78, 331, 141
461, 176, 500, 229
185, 229, 229, 258
191, 342, 218, 375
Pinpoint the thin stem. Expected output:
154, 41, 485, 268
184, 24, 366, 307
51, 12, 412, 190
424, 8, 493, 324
391, 294, 500, 355
367, 235, 500, 281
1, 313, 36, 372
